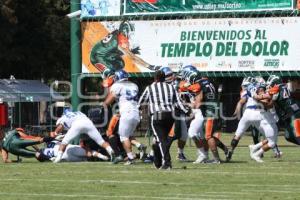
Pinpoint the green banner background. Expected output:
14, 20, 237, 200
124, 0, 294, 14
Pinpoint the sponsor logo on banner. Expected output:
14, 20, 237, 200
238, 60, 255, 69
264, 59, 280, 68
215, 61, 232, 69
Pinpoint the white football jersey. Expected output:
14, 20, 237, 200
41, 141, 60, 158
110, 81, 139, 114
56, 111, 88, 129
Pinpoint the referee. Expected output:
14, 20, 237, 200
138, 70, 189, 170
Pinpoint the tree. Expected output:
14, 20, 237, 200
0, 0, 71, 82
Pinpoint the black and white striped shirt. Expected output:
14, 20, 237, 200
138, 82, 188, 114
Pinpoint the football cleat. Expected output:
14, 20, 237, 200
193, 155, 208, 164
204, 159, 221, 164
249, 144, 256, 154
225, 149, 233, 162
177, 153, 188, 162
112, 155, 123, 164
250, 153, 264, 163
159, 164, 172, 170
124, 159, 134, 166
138, 144, 147, 160
273, 151, 283, 159
144, 154, 154, 163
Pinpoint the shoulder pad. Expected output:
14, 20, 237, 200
188, 83, 201, 93
179, 81, 188, 92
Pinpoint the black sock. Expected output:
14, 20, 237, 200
231, 138, 239, 151
109, 136, 121, 156
214, 137, 228, 153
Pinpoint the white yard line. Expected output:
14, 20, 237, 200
0, 192, 229, 200
47, 169, 300, 177
2, 178, 300, 190
242, 189, 300, 194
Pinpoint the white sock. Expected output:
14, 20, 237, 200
255, 148, 264, 157
253, 142, 263, 151
105, 146, 114, 156
92, 151, 108, 160
53, 150, 63, 163
127, 152, 134, 160
57, 151, 63, 159
178, 148, 184, 154
149, 150, 154, 156
197, 147, 207, 157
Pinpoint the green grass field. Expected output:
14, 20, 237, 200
1, 134, 300, 200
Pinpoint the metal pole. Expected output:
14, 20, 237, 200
71, 0, 81, 112
70, 0, 81, 145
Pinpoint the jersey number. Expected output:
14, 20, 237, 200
282, 88, 290, 99
126, 89, 138, 101
206, 83, 216, 99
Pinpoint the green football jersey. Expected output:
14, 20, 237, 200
2, 130, 18, 151
270, 84, 300, 119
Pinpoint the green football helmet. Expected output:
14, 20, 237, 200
187, 71, 202, 84
266, 75, 282, 87
119, 21, 135, 38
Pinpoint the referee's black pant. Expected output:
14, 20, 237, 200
151, 111, 174, 168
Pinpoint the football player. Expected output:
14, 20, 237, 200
180, 67, 229, 163
0, 128, 53, 163
102, 69, 147, 163
52, 110, 115, 163
228, 77, 278, 163
253, 75, 300, 146
103, 70, 143, 165
36, 138, 109, 162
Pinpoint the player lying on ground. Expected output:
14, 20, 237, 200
36, 137, 109, 162
51, 110, 116, 163
0, 128, 54, 163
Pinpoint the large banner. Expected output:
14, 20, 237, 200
82, 17, 300, 73
124, 0, 294, 15
81, 0, 121, 17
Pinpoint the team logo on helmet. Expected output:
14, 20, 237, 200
266, 75, 282, 87
187, 71, 202, 84
178, 65, 197, 80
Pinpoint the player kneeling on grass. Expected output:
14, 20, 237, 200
36, 136, 109, 162
0, 128, 54, 163
51, 110, 116, 163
